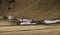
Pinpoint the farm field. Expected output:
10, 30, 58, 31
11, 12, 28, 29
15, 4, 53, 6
0, 0, 60, 20
0, 0, 60, 35
0, 24, 60, 35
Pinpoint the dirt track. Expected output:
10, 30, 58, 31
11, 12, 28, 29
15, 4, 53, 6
0, 25, 60, 35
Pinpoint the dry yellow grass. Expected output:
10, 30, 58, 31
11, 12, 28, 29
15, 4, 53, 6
0, 20, 14, 26
0, 0, 60, 20
0, 0, 60, 35
0, 19, 60, 34
0, 24, 60, 35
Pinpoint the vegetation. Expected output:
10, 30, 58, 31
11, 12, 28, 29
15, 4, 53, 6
0, 0, 60, 20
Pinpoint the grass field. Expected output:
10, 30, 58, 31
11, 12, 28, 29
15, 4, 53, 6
0, 0, 60, 35
0, 0, 60, 20
0, 24, 60, 35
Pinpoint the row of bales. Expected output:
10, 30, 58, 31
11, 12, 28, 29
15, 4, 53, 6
2, 16, 40, 25
0, 15, 60, 26
0, 16, 43, 25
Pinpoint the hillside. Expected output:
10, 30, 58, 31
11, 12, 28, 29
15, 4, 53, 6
0, 0, 60, 20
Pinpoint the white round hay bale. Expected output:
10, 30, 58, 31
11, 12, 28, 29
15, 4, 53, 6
7, 16, 14, 20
